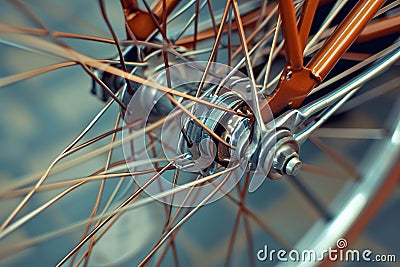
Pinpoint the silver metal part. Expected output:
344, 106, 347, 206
285, 156, 302, 176
177, 91, 249, 175
259, 43, 400, 179
261, 129, 301, 179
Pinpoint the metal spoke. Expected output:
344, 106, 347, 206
194, 0, 232, 98
136, 166, 238, 266
289, 176, 333, 221
208, 177, 292, 250
99, 0, 134, 95
302, 163, 351, 180
313, 127, 388, 140
78, 113, 121, 267
173, 0, 208, 42
1, 1, 399, 266
56, 161, 175, 267
261, 15, 281, 93
338, 76, 400, 114
232, 0, 267, 132
309, 136, 359, 178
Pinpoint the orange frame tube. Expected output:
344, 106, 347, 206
121, 0, 181, 40
307, 0, 387, 80
278, 0, 304, 70
269, 0, 388, 114
120, 0, 393, 115
298, 0, 320, 50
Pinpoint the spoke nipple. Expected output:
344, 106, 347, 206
285, 156, 302, 176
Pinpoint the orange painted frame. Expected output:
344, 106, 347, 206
268, 0, 388, 114
120, 0, 396, 115
121, 0, 180, 40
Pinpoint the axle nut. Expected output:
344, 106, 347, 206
285, 156, 302, 176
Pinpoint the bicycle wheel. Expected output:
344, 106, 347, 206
0, 0, 399, 266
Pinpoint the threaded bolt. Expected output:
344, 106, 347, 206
285, 156, 302, 176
